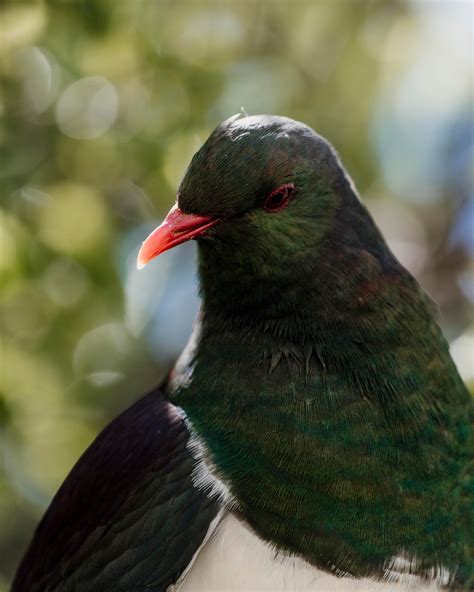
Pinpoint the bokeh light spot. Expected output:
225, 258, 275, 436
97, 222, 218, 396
73, 322, 132, 385
37, 182, 109, 256
42, 257, 89, 308
55, 76, 118, 139
0, 5, 46, 51
14, 46, 59, 114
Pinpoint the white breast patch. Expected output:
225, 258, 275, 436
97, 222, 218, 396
175, 513, 443, 592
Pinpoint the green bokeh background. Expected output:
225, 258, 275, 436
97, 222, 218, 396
1, 1, 472, 587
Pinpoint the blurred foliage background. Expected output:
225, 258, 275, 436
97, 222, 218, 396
0, 0, 473, 587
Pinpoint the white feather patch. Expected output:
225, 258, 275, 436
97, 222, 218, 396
175, 514, 444, 592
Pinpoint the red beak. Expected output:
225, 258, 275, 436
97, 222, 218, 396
137, 204, 220, 269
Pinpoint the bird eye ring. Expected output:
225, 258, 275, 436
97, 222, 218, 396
263, 183, 296, 212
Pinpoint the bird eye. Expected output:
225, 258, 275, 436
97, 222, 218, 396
263, 183, 295, 212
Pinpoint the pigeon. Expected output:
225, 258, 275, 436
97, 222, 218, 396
13, 114, 473, 591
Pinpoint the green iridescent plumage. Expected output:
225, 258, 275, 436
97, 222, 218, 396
168, 114, 473, 588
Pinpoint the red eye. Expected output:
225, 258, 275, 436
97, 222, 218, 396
263, 183, 295, 212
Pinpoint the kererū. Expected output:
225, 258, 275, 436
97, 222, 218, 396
13, 115, 473, 591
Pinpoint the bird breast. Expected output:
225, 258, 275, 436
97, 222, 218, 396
173, 513, 443, 592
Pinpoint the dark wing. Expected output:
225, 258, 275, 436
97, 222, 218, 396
12, 388, 220, 592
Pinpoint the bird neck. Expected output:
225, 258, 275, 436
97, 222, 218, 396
196, 190, 407, 340
197, 230, 400, 341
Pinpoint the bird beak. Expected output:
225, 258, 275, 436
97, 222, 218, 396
137, 204, 220, 269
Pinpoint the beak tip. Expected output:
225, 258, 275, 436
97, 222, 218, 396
136, 247, 147, 270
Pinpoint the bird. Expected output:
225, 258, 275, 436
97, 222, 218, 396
13, 114, 472, 591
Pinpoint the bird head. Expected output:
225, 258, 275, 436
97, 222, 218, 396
137, 114, 396, 325
137, 114, 362, 269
